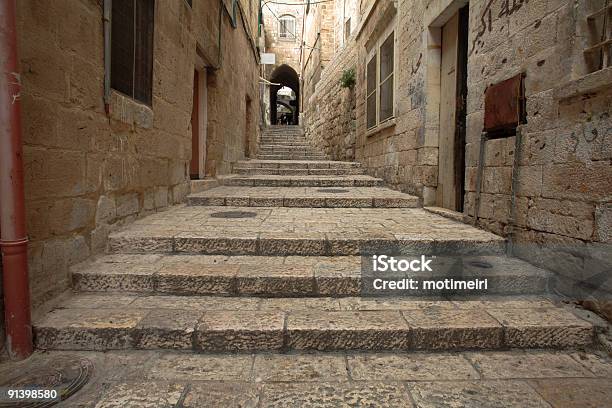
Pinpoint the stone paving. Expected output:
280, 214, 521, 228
1, 349, 611, 407
19, 127, 611, 405
69, 254, 552, 297
187, 186, 419, 207
106, 205, 506, 256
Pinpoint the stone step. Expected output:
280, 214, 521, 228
107, 206, 505, 256
235, 160, 361, 169
259, 139, 309, 143
34, 293, 594, 352
257, 155, 328, 160
219, 175, 383, 187
255, 159, 329, 162
71, 254, 551, 297
233, 167, 364, 176
257, 149, 321, 152
186, 186, 418, 208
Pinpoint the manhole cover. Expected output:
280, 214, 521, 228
210, 211, 257, 218
316, 189, 350, 193
467, 260, 493, 269
0, 356, 93, 407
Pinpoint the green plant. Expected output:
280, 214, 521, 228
340, 68, 356, 88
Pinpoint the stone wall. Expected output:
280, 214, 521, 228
6, 0, 260, 328
262, 1, 304, 76
303, 41, 358, 161
305, 0, 612, 245
302, 0, 612, 316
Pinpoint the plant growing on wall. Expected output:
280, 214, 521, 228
340, 68, 356, 88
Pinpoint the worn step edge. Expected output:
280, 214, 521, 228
72, 267, 551, 297
220, 177, 384, 187
186, 195, 419, 208
33, 307, 594, 352
107, 234, 506, 256
233, 169, 365, 176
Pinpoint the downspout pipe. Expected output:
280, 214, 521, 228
0, 0, 32, 359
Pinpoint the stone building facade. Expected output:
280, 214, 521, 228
0, 0, 261, 348
304, 0, 611, 242
260, 0, 304, 125
303, 0, 611, 313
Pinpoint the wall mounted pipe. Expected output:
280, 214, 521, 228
0, 0, 33, 360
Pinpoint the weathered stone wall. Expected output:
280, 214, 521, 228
9, 0, 260, 324
262, 1, 304, 76
303, 41, 358, 161
302, 1, 340, 106
305, 0, 612, 246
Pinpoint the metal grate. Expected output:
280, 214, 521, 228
467, 260, 493, 269
210, 211, 257, 218
0, 356, 93, 407
316, 189, 350, 193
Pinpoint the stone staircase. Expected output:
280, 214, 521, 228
33, 126, 596, 353
256, 126, 328, 160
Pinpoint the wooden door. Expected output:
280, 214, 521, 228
437, 6, 468, 211
437, 13, 459, 210
190, 70, 200, 179
190, 69, 208, 179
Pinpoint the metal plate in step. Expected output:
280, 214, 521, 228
316, 189, 350, 193
210, 211, 258, 218
467, 260, 494, 269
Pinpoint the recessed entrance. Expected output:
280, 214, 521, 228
436, 5, 469, 212
190, 68, 208, 180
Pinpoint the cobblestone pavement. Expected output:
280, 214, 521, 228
1, 349, 611, 407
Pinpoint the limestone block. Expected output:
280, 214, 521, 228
195, 311, 285, 351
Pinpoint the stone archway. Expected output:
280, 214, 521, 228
270, 64, 300, 125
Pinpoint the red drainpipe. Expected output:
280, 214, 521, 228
0, 0, 32, 359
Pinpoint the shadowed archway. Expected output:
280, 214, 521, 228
270, 64, 300, 125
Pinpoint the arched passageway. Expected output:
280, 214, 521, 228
270, 64, 300, 125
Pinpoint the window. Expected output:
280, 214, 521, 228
344, 18, 352, 43
111, 0, 155, 105
279, 15, 296, 41
583, 2, 611, 73
366, 29, 395, 130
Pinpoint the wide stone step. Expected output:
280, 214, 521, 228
187, 186, 417, 208
259, 140, 309, 145
236, 159, 361, 169
33, 293, 594, 352
107, 206, 505, 256
219, 175, 384, 187
234, 167, 364, 175
256, 156, 329, 160
71, 254, 552, 297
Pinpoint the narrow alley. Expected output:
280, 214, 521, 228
1, 0, 611, 407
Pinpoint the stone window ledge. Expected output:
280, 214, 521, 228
554, 67, 612, 101
109, 90, 154, 129
366, 118, 396, 138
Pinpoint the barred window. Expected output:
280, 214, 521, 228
279, 15, 296, 41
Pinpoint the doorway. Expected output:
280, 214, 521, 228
245, 95, 252, 157
190, 68, 208, 179
269, 64, 300, 125
437, 5, 469, 211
